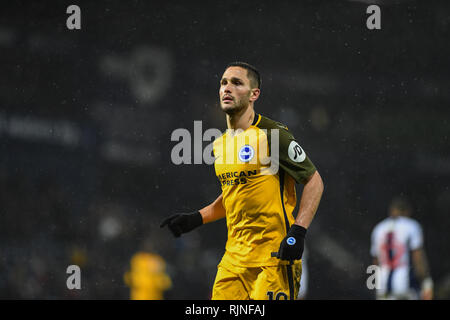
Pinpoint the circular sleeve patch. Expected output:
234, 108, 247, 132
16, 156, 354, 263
288, 141, 306, 163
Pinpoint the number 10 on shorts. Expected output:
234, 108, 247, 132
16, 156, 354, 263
266, 291, 288, 300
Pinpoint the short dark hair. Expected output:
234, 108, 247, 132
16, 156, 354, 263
226, 61, 261, 89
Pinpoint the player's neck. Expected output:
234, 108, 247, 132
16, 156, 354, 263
226, 106, 255, 132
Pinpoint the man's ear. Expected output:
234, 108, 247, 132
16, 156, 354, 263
250, 88, 261, 102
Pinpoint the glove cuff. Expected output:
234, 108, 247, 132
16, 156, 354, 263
288, 224, 307, 239
190, 211, 204, 228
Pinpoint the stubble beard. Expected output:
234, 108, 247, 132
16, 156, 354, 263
220, 96, 250, 116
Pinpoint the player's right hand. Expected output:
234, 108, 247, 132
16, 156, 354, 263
160, 211, 203, 238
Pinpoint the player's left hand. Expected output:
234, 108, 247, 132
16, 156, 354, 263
276, 224, 307, 261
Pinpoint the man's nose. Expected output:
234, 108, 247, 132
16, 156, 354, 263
223, 85, 232, 93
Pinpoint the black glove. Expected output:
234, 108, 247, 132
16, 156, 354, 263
160, 211, 203, 238
276, 224, 307, 261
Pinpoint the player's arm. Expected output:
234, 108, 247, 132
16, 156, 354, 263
276, 171, 323, 261
275, 127, 323, 261
411, 247, 433, 300
199, 193, 226, 224
293, 170, 323, 229
160, 193, 225, 237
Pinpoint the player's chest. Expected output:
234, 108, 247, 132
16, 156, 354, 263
213, 130, 270, 175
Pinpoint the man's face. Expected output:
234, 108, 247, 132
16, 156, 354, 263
389, 206, 410, 217
219, 67, 257, 115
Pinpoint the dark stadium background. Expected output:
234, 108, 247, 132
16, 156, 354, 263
1, 0, 449, 299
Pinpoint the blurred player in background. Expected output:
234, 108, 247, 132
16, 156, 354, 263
124, 251, 172, 300
161, 62, 324, 300
370, 196, 433, 300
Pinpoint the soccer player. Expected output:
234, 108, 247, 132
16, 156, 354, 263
161, 62, 324, 300
370, 196, 433, 300
124, 252, 172, 300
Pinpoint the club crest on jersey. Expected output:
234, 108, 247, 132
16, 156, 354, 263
288, 141, 306, 163
238, 145, 255, 162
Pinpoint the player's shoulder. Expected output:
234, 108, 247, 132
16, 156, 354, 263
400, 216, 419, 223
374, 216, 421, 233
373, 217, 389, 232
398, 216, 422, 231
255, 114, 296, 143
255, 113, 290, 132
212, 129, 227, 144
373, 216, 396, 234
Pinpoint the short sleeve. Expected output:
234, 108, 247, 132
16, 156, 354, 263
276, 127, 316, 184
409, 221, 424, 250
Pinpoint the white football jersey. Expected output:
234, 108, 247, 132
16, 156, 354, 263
370, 216, 423, 299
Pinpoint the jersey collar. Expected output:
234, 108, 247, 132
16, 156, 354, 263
252, 113, 261, 126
